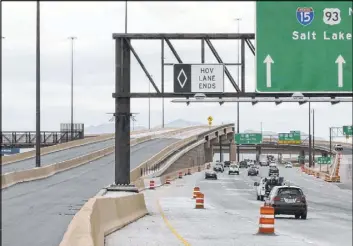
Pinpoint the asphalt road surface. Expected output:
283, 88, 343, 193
106, 164, 352, 246
2, 138, 178, 246
3, 138, 115, 174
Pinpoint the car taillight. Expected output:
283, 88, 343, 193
273, 196, 281, 201
296, 196, 306, 203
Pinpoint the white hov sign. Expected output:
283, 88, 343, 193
173, 64, 225, 93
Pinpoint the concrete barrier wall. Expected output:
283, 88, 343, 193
59, 193, 148, 246
160, 142, 206, 175
130, 135, 198, 182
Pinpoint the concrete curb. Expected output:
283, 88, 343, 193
59, 193, 148, 246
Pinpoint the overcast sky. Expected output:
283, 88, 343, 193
2, 1, 352, 139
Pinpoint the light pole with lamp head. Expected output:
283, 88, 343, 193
234, 17, 242, 162
68, 36, 77, 140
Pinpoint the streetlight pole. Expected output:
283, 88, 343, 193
68, 37, 77, 140
234, 17, 241, 162
148, 77, 151, 130
35, 1, 41, 168
1, 36, 5, 165
260, 122, 263, 135
308, 102, 312, 168
125, 1, 128, 33
312, 109, 315, 168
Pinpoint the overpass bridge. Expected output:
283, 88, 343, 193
2, 124, 352, 246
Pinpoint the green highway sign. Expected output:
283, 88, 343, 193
343, 125, 353, 135
316, 156, 332, 164
278, 132, 302, 144
256, 2, 352, 92
235, 133, 263, 145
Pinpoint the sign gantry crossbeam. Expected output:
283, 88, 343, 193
112, 33, 255, 100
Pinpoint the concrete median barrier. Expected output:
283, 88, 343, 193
59, 193, 148, 246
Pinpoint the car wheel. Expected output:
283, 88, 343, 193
301, 212, 307, 220
256, 195, 260, 201
295, 214, 300, 219
228, 172, 231, 175
260, 196, 264, 201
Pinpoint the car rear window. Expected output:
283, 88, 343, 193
278, 188, 302, 197
230, 165, 238, 168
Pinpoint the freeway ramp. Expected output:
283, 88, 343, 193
2, 138, 178, 246
2, 128, 179, 174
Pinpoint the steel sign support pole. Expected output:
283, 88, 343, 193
201, 38, 205, 63
114, 38, 131, 185
35, 1, 41, 168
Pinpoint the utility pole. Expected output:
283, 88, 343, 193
68, 36, 77, 140
308, 102, 312, 168
35, 1, 41, 168
234, 17, 241, 162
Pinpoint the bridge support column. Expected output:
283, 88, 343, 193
299, 150, 305, 165
204, 143, 213, 163
229, 143, 237, 162
256, 146, 262, 162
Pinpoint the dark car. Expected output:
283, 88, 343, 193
213, 163, 224, 172
248, 167, 258, 176
268, 185, 307, 219
269, 166, 279, 176
223, 161, 231, 168
239, 161, 248, 168
205, 169, 217, 179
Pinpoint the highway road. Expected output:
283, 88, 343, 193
2, 138, 179, 246
106, 164, 352, 245
2, 128, 178, 174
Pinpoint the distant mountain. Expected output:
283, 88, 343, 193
155, 119, 205, 128
85, 123, 146, 134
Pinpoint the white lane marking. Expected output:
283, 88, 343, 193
225, 188, 254, 192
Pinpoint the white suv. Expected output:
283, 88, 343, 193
228, 164, 240, 175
